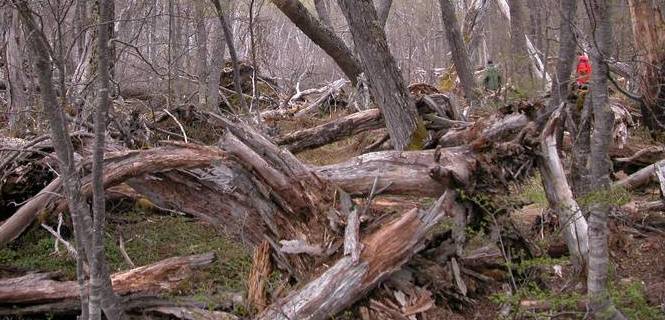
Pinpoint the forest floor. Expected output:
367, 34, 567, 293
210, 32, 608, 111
1, 106, 664, 319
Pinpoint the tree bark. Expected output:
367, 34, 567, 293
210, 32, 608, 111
208, 27, 227, 112
89, 0, 124, 318
376, 0, 393, 28
627, 0, 665, 133
270, 0, 363, 85
549, 0, 578, 108
194, 1, 210, 111
4, 9, 30, 135
586, 1, 627, 318
439, 0, 479, 112
337, 0, 426, 151
507, 0, 531, 87
314, 0, 332, 28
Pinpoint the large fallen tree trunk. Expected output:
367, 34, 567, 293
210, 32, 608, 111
0, 253, 215, 305
0, 143, 227, 247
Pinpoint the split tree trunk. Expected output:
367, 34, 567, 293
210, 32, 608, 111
337, 0, 426, 151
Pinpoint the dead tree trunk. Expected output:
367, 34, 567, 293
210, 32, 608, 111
271, 0, 363, 84
586, 1, 626, 318
628, 0, 665, 133
337, 0, 426, 150
439, 0, 479, 113
538, 108, 589, 269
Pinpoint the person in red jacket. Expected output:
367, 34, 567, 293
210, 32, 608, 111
576, 55, 592, 88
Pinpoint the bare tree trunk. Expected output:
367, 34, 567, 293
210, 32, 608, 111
549, 0, 577, 108
376, 0, 393, 28
5, 9, 30, 135
89, 0, 125, 318
337, 0, 426, 150
12, 2, 123, 319
439, 0, 479, 112
270, 0, 363, 85
194, 1, 210, 111
211, 0, 249, 113
314, 0, 333, 28
207, 28, 226, 112
507, 0, 530, 87
627, 0, 665, 134
587, 1, 626, 319
571, 96, 593, 197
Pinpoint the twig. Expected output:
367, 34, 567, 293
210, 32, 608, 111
118, 232, 135, 268
41, 223, 77, 259
162, 109, 188, 144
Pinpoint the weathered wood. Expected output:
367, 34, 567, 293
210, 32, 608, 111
276, 109, 384, 153
256, 194, 448, 320
0, 143, 227, 247
538, 107, 588, 267
0, 253, 215, 304
247, 241, 271, 313
614, 160, 665, 190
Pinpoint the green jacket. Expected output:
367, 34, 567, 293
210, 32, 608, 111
484, 65, 502, 91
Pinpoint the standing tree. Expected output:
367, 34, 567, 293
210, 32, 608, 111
313, 0, 333, 28
270, 0, 363, 85
4, 8, 30, 135
194, 0, 210, 111
550, 0, 578, 108
376, 0, 393, 28
507, 0, 531, 88
439, 0, 479, 112
627, 0, 665, 135
88, 0, 124, 318
587, 1, 627, 319
11, 1, 124, 318
337, 0, 426, 150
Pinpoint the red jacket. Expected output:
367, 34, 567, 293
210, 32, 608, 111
576, 56, 591, 85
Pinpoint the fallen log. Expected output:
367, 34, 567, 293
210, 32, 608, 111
0, 143, 227, 247
276, 108, 384, 153
0, 252, 215, 304
615, 160, 665, 190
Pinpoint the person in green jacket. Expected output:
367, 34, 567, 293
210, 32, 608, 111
483, 60, 502, 92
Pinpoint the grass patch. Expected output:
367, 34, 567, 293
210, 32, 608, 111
0, 210, 251, 298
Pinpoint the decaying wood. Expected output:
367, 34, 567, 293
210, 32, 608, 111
294, 79, 348, 117
538, 107, 589, 267
256, 194, 448, 320
615, 160, 665, 190
0, 143, 227, 247
0, 253, 215, 304
145, 306, 238, 320
247, 241, 272, 313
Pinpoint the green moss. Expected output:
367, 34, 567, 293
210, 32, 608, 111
0, 228, 78, 279
516, 175, 547, 206
406, 118, 428, 151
